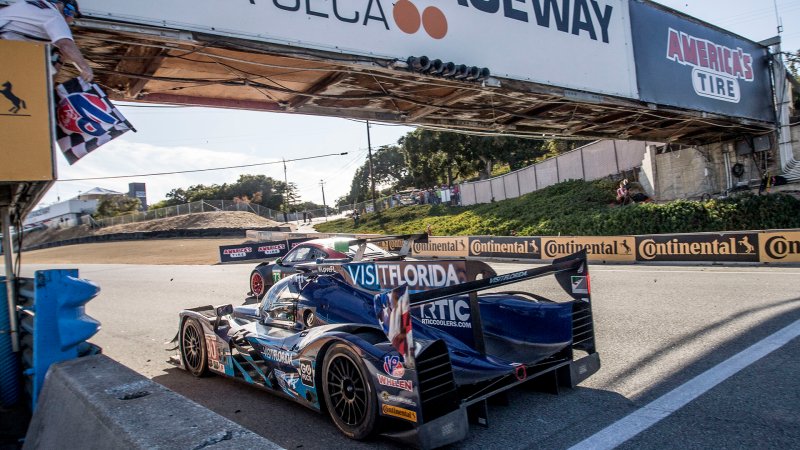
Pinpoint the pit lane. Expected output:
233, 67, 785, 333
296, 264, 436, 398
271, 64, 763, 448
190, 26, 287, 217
19, 262, 800, 449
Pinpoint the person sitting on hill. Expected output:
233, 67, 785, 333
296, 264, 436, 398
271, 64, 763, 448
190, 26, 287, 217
616, 179, 631, 205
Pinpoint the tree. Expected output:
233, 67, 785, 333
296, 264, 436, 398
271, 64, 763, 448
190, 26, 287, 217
93, 195, 141, 218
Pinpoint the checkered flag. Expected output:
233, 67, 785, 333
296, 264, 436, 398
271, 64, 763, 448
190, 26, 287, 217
55, 77, 136, 165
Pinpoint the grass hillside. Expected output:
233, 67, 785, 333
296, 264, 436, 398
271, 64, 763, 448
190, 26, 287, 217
316, 180, 800, 236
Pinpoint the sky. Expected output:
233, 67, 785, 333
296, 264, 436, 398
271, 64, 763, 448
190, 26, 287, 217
37, 0, 800, 210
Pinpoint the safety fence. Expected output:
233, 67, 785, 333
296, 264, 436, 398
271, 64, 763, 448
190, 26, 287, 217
459, 140, 660, 206
219, 230, 800, 264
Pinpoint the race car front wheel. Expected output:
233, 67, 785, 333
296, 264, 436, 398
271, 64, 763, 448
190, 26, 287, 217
181, 318, 209, 377
322, 343, 377, 440
250, 270, 268, 299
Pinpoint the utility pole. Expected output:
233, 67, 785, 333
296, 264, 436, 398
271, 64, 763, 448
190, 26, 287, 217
320, 179, 328, 222
366, 120, 377, 213
282, 158, 289, 223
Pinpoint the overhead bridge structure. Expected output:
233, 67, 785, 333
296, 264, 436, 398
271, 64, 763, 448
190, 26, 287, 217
0, 0, 793, 217
40, 0, 782, 145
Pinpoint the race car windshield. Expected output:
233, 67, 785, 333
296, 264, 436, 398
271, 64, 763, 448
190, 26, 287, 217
347, 243, 389, 257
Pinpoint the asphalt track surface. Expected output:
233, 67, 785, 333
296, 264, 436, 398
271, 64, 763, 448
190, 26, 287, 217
17, 262, 800, 449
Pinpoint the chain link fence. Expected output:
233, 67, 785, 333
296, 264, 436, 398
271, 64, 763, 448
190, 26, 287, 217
82, 200, 345, 228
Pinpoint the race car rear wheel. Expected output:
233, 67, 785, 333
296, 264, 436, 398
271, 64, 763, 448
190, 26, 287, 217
181, 318, 209, 377
322, 344, 377, 439
250, 270, 268, 299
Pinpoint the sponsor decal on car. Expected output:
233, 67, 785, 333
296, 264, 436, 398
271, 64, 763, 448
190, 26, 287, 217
344, 261, 466, 292
418, 298, 471, 329
264, 347, 293, 365
377, 374, 413, 392
299, 360, 315, 387
489, 271, 527, 284
274, 369, 300, 395
383, 355, 405, 377
571, 276, 589, 294
380, 391, 417, 408
381, 404, 417, 423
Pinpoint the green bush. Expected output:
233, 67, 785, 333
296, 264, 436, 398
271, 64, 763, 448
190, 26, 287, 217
315, 180, 800, 236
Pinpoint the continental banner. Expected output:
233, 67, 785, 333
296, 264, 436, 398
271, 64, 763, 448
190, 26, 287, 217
635, 232, 759, 262
412, 237, 468, 258
469, 236, 541, 260
759, 231, 800, 263
541, 236, 636, 262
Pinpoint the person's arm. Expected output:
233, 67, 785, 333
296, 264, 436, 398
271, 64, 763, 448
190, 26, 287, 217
53, 37, 93, 82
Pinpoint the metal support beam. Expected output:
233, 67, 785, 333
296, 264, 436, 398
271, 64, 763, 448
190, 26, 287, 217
1, 207, 19, 352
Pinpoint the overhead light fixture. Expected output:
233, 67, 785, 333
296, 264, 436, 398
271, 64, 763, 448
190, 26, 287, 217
407, 56, 431, 72
402, 56, 492, 83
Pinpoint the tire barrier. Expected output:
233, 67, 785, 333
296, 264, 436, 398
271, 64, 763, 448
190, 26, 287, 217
23, 355, 282, 450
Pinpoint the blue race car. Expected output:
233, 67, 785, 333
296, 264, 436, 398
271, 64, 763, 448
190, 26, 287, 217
171, 251, 599, 448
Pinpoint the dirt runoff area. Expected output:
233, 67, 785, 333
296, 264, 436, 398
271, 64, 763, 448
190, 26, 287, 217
18, 211, 288, 265
19, 239, 246, 265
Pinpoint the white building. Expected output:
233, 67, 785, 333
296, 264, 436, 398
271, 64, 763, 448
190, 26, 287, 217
24, 187, 124, 229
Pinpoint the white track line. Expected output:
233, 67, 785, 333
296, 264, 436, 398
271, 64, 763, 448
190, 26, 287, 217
568, 319, 800, 450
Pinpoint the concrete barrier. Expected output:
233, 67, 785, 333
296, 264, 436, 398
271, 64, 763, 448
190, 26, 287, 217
24, 355, 283, 449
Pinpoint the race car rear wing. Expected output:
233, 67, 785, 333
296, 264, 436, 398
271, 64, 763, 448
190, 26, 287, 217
348, 233, 428, 260
409, 250, 592, 356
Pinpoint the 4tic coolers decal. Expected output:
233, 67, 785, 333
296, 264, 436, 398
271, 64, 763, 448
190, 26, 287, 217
666, 28, 754, 103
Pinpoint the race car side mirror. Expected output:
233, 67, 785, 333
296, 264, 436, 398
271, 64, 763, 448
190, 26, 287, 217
275, 258, 283, 266
216, 304, 233, 317
214, 304, 233, 331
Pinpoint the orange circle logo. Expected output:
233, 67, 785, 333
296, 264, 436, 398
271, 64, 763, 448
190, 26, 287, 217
393, 0, 448, 39
422, 7, 447, 40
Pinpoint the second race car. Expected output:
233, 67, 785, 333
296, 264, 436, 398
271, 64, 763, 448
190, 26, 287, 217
247, 234, 425, 299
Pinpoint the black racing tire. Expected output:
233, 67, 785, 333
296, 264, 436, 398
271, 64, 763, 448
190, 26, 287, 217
303, 309, 316, 328
321, 343, 377, 440
181, 318, 209, 377
250, 269, 269, 299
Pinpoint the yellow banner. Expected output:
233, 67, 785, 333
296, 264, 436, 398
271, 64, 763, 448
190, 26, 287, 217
412, 236, 468, 258
0, 40, 54, 181
759, 231, 800, 263
541, 236, 636, 262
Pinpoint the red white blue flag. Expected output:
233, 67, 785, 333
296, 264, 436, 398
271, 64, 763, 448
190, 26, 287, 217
55, 77, 135, 164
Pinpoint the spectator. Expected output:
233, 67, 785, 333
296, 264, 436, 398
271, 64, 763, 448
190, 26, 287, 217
0, 0, 94, 82
616, 179, 631, 205
352, 210, 360, 227
452, 184, 460, 205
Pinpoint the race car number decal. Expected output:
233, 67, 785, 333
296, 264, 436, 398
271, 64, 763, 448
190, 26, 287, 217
206, 335, 222, 370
